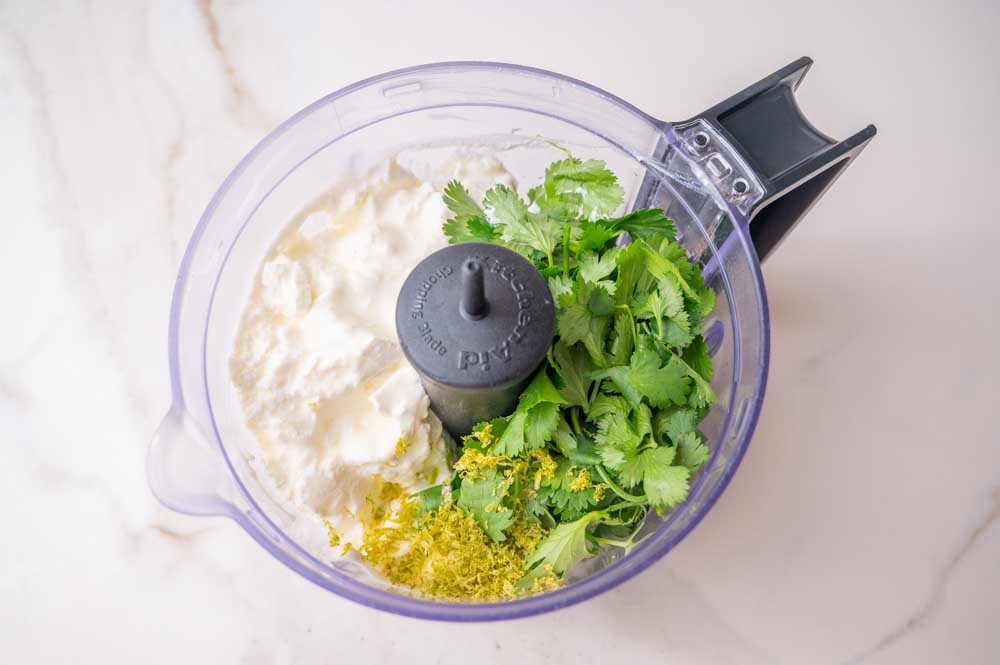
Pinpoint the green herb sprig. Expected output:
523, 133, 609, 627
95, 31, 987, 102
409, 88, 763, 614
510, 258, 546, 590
432, 149, 716, 584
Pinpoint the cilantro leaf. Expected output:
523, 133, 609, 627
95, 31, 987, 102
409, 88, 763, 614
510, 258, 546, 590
526, 511, 605, 574
676, 431, 710, 472
654, 407, 700, 443
633, 402, 653, 442
443, 216, 497, 244
548, 274, 574, 303
442, 180, 484, 219
609, 310, 636, 365
552, 416, 578, 456
557, 303, 592, 346
593, 412, 641, 469
525, 402, 561, 449
549, 340, 592, 408
578, 248, 620, 284
415, 484, 445, 518
565, 436, 603, 466
661, 312, 695, 348
636, 278, 684, 321
589, 365, 642, 407
696, 286, 716, 318
642, 242, 697, 298
614, 241, 647, 306
682, 337, 714, 382
485, 185, 560, 264
457, 471, 515, 541
442, 181, 496, 244
639, 448, 691, 509
616, 447, 650, 489
577, 221, 616, 251
493, 410, 528, 456
484, 183, 528, 227
538, 459, 600, 520
587, 286, 615, 316
519, 368, 568, 410
627, 348, 691, 407
541, 158, 625, 219
586, 392, 630, 421
606, 208, 677, 239
556, 303, 608, 368
669, 349, 716, 409
525, 495, 556, 529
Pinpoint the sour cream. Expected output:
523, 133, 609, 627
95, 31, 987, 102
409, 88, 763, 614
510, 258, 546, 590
229, 153, 513, 548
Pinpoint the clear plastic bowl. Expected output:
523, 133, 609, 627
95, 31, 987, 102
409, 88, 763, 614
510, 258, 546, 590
148, 62, 769, 621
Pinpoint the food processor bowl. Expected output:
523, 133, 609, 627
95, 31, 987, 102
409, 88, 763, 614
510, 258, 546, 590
148, 61, 873, 620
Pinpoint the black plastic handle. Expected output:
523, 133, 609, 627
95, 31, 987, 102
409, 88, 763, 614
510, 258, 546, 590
686, 57, 876, 260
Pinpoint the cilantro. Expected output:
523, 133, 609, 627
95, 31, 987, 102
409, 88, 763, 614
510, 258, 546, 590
654, 407, 700, 443
578, 248, 620, 284
587, 392, 630, 421
526, 511, 605, 574
676, 431, 710, 473
443, 216, 496, 244
633, 403, 653, 442
547, 274, 574, 303
587, 286, 616, 317
551, 417, 578, 456
549, 340, 592, 409
617, 444, 659, 488
594, 412, 641, 469
627, 348, 691, 407
494, 410, 528, 456
682, 337, 714, 382
556, 303, 592, 346
670, 348, 716, 408
606, 208, 677, 239
609, 310, 636, 365
442, 181, 496, 243
415, 484, 445, 518
457, 470, 515, 541
538, 459, 600, 520
443, 180, 484, 219
577, 221, 617, 251
525, 402, 561, 450
556, 301, 608, 368
518, 369, 568, 410
639, 449, 691, 509
418, 150, 720, 592
484, 185, 561, 266
536, 157, 625, 219
634, 278, 684, 327
643, 242, 697, 299
564, 436, 603, 466
590, 365, 643, 407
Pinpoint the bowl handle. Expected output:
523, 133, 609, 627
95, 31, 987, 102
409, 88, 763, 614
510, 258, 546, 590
147, 405, 238, 518
685, 57, 876, 260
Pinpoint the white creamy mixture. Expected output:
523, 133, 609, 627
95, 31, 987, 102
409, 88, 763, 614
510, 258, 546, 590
229, 153, 513, 549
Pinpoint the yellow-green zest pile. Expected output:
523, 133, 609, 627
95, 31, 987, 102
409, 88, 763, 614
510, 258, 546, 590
352, 150, 716, 601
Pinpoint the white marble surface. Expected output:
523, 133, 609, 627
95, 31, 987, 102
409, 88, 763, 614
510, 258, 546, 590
2, 0, 998, 663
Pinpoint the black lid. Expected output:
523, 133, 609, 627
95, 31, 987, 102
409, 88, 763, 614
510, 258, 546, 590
395, 243, 555, 436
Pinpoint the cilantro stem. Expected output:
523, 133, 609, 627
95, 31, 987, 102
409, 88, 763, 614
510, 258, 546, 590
587, 380, 601, 408
595, 465, 646, 503
562, 225, 571, 276
605, 499, 645, 513
587, 534, 633, 549
569, 408, 584, 437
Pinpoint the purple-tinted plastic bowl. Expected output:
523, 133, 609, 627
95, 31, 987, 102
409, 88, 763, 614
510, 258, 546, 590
147, 62, 768, 621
